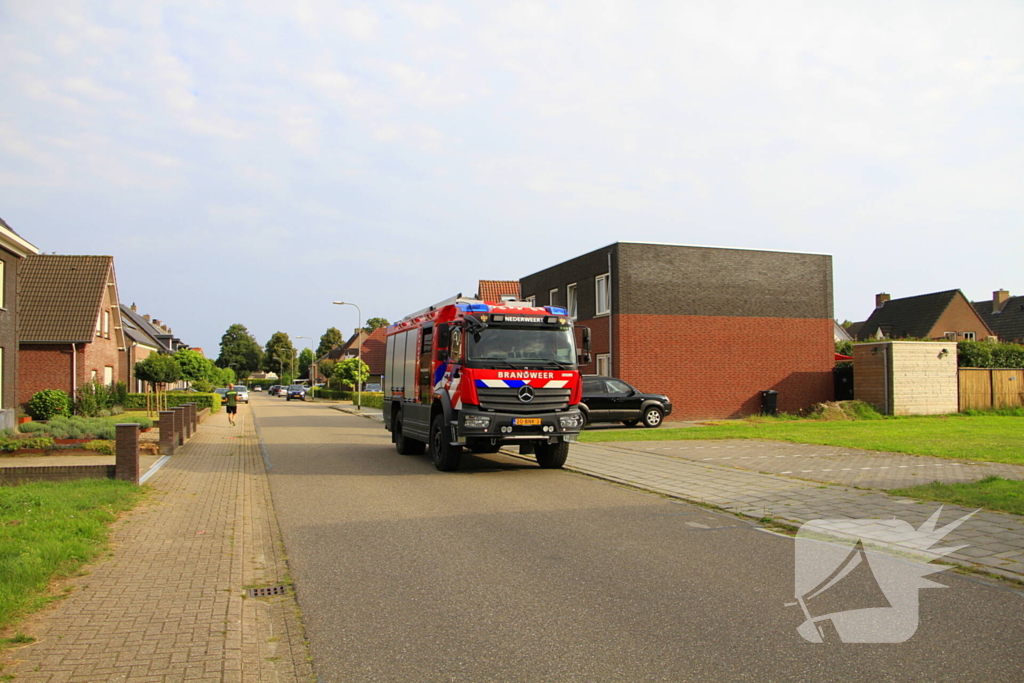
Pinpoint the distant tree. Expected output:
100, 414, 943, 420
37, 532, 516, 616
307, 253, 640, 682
174, 349, 208, 383
263, 332, 297, 378
332, 358, 370, 391
317, 359, 336, 381
317, 327, 344, 357
363, 317, 390, 334
298, 348, 314, 379
841, 320, 854, 329
835, 340, 854, 357
216, 324, 263, 377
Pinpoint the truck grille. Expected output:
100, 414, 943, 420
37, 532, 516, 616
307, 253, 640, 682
475, 387, 571, 413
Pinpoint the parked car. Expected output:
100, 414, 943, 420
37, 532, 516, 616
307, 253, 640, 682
214, 387, 229, 403
268, 385, 281, 396
580, 377, 672, 428
286, 385, 307, 401
252, 385, 262, 392
364, 383, 381, 392
233, 385, 250, 404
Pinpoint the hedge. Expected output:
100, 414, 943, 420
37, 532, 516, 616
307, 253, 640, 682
124, 392, 221, 413
312, 390, 384, 409
958, 340, 1024, 369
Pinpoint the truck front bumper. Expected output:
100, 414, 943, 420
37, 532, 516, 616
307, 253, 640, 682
456, 406, 584, 445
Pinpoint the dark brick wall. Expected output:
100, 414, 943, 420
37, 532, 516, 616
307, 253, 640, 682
617, 314, 834, 419
617, 243, 833, 318
521, 245, 618, 321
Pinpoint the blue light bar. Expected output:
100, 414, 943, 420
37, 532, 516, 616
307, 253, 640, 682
545, 306, 567, 315
458, 303, 491, 313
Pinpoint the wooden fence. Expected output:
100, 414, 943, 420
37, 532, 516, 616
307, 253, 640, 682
959, 368, 1024, 411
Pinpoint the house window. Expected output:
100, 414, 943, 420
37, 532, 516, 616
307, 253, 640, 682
566, 283, 577, 318
596, 353, 610, 376
96, 313, 102, 336
103, 310, 110, 338
103, 366, 113, 385
90, 369, 97, 382
0, 261, 5, 308
595, 273, 610, 316
0, 347, 4, 408
549, 288, 558, 307
962, 332, 976, 341
525, 295, 536, 306
944, 332, 957, 341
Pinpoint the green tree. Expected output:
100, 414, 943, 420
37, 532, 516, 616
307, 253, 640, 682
317, 359, 336, 382
263, 332, 297, 378
317, 327, 344, 357
216, 324, 263, 378
363, 317, 390, 334
135, 354, 182, 387
298, 348, 314, 379
332, 358, 370, 391
174, 349, 209, 383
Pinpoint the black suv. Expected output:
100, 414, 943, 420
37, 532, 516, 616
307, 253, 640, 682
580, 377, 672, 428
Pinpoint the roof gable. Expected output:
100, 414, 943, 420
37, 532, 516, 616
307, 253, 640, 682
477, 280, 520, 302
973, 295, 1024, 342
856, 289, 991, 341
119, 304, 164, 349
19, 255, 114, 342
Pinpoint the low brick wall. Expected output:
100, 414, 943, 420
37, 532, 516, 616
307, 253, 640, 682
0, 465, 116, 486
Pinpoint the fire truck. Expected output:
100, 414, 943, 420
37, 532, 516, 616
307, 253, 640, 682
383, 295, 591, 471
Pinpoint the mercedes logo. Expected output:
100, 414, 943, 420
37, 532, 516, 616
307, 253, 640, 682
517, 385, 535, 403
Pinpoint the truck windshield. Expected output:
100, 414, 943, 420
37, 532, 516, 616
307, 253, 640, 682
466, 326, 576, 367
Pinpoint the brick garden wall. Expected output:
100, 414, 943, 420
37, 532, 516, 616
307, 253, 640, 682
616, 314, 834, 419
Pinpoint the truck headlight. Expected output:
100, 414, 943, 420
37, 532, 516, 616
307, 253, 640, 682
464, 415, 492, 429
559, 414, 583, 429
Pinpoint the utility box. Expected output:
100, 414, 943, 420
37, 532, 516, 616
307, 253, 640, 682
853, 341, 959, 416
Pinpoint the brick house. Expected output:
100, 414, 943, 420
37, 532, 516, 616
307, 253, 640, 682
476, 280, 521, 302
119, 304, 166, 392
18, 255, 127, 406
519, 242, 835, 419
313, 327, 388, 388
973, 290, 1024, 343
853, 290, 994, 342
0, 218, 40, 427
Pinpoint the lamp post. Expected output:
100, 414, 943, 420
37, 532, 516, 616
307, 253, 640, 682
296, 336, 314, 401
332, 301, 363, 411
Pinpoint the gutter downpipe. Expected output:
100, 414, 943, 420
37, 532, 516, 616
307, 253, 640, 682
70, 343, 77, 396
608, 250, 613, 376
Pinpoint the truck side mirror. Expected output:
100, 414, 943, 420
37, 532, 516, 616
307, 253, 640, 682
579, 352, 591, 366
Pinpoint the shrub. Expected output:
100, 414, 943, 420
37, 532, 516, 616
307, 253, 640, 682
82, 440, 115, 455
27, 389, 72, 420
18, 422, 48, 434
123, 392, 220, 413
958, 340, 1024, 368
0, 436, 55, 452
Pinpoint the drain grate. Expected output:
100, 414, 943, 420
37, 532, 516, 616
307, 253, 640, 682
247, 585, 287, 598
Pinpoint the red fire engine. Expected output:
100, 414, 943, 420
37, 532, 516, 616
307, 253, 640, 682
383, 295, 591, 471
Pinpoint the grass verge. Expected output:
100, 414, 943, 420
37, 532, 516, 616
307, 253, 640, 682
889, 476, 1024, 516
579, 414, 1024, 465
0, 479, 144, 632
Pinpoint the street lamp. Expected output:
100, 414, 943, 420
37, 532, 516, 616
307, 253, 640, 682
296, 336, 314, 401
332, 301, 362, 411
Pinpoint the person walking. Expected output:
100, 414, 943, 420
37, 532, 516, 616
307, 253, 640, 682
225, 385, 239, 426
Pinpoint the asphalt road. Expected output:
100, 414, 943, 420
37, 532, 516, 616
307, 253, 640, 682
254, 394, 1024, 683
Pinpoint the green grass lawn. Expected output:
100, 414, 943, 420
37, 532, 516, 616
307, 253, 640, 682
579, 415, 1024, 465
889, 476, 1024, 516
0, 480, 144, 632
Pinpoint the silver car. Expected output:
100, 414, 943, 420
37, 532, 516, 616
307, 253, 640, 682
233, 385, 250, 404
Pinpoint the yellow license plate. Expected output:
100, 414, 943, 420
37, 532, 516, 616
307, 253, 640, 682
513, 418, 541, 426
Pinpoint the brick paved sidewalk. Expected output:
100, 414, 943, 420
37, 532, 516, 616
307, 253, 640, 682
1, 405, 312, 683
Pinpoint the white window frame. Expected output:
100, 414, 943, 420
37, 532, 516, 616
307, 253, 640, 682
944, 331, 957, 341
566, 283, 577, 318
0, 261, 5, 309
596, 353, 610, 376
0, 347, 4, 408
103, 310, 110, 338
103, 366, 113, 385
549, 288, 558, 307
595, 273, 610, 316
962, 332, 976, 341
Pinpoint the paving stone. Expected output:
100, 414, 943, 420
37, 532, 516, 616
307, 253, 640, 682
0, 406, 312, 682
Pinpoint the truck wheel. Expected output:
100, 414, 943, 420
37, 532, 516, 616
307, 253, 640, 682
430, 414, 462, 471
534, 441, 569, 469
642, 406, 663, 428
395, 415, 425, 455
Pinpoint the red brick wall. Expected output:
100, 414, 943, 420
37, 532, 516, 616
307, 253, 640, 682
574, 316, 610, 375
82, 334, 121, 386
615, 314, 834, 419
18, 343, 75, 406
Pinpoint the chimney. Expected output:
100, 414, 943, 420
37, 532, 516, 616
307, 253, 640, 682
153, 319, 161, 327
993, 289, 1010, 313
143, 314, 151, 321
875, 293, 890, 309
131, 303, 137, 312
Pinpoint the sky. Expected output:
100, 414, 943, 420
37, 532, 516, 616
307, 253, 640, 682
2, 0, 1022, 356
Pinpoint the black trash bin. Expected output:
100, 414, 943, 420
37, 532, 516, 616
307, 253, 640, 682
760, 390, 779, 416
